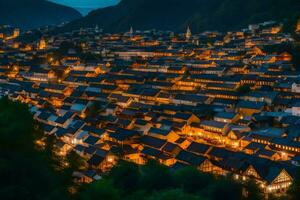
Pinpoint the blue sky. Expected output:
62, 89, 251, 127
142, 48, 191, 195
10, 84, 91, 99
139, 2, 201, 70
50, 0, 120, 8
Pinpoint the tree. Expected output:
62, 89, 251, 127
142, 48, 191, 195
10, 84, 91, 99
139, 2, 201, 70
174, 166, 213, 193
287, 170, 300, 200
0, 97, 71, 200
145, 189, 207, 200
108, 161, 140, 194
205, 177, 243, 200
243, 180, 264, 200
78, 179, 121, 200
139, 160, 174, 191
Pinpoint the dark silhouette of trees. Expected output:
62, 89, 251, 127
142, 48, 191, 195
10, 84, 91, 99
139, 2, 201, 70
0, 97, 71, 200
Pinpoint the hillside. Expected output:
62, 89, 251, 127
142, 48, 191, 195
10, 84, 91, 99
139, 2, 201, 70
62, 0, 300, 33
0, 0, 82, 29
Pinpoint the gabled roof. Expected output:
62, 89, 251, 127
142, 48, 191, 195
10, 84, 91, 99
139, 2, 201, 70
141, 146, 170, 160
201, 120, 227, 129
187, 142, 210, 155
236, 100, 265, 109
208, 147, 233, 160
244, 142, 266, 151
88, 154, 105, 167
148, 127, 171, 136
84, 135, 100, 146
214, 112, 237, 120
109, 128, 140, 141
162, 142, 180, 154
176, 150, 206, 166
140, 135, 167, 149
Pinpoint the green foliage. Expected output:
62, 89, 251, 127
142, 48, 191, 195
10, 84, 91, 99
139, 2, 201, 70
78, 161, 250, 200
0, 97, 71, 200
145, 189, 207, 200
108, 161, 140, 193
243, 180, 264, 200
174, 166, 213, 193
139, 160, 174, 191
287, 169, 300, 200
0, 97, 36, 149
78, 179, 121, 200
205, 177, 242, 200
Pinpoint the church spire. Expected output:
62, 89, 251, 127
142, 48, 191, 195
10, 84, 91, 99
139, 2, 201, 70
129, 26, 134, 36
186, 26, 192, 40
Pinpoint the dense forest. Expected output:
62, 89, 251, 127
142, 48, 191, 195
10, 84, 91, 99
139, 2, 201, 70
0, 0, 81, 29
61, 0, 300, 33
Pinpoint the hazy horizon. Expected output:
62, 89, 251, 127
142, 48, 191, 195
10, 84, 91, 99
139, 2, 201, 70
49, 0, 120, 15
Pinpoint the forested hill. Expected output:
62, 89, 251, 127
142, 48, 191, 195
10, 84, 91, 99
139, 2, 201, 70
61, 0, 300, 33
0, 0, 82, 29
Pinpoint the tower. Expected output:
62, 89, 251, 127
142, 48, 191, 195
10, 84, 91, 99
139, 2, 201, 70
296, 20, 300, 33
186, 26, 192, 40
38, 38, 46, 50
13, 28, 20, 38
129, 26, 134, 36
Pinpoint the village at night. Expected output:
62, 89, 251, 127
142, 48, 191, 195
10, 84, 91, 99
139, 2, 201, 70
1, 0, 300, 199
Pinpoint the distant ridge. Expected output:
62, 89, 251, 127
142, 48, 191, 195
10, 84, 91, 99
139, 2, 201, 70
61, 0, 300, 33
75, 7, 96, 16
0, 0, 82, 29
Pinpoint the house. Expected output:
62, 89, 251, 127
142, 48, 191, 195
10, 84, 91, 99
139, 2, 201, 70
147, 127, 180, 142
214, 112, 239, 123
292, 81, 300, 93
109, 93, 133, 108
172, 112, 200, 125
172, 94, 209, 106
242, 91, 278, 105
139, 135, 167, 150
244, 142, 266, 155
108, 128, 140, 145
243, 161, 294, 193
236, 101, 265, 116
175, 150, 206, 167
186, 142, 211, 155
73, 170, 102, 183
226, 130, 248, 148
162, 142, 182, 157
87, 154, 111, 171
291, 102, 300, 116
256, 149, 281, 160
70, 101, 91, 117
201, 120, 230, 136
141, 146, 175, 166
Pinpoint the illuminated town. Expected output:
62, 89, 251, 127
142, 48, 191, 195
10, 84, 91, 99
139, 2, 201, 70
1, 21, 300, 196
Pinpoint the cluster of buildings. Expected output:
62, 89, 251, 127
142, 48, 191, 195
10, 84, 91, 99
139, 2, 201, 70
1, 21, 300, 194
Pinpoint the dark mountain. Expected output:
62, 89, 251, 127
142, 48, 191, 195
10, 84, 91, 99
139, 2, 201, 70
0, 0, 82, 29
62, 0, 300, 33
